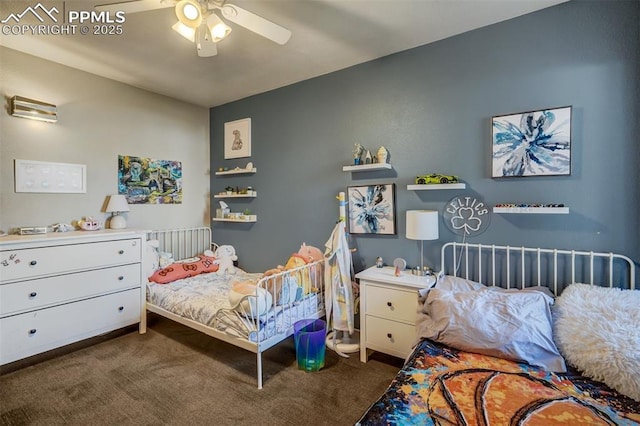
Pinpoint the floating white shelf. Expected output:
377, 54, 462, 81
212, 216, 257, 223
215, 168, 257, 176
493, 207, 569, 214
213, 193, 257, 198
342, 163, 392, 172
407, 183, 466, 190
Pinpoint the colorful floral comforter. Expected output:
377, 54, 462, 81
357, 339, 640, 425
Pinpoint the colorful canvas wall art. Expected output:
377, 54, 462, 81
118, 155, 182, 204
348, 184, 396, 235
492, 106, 572, 177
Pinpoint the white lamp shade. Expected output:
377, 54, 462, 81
106, 194, 130, 213
406, 210, 439, 241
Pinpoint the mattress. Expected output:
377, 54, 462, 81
146, 269, 263, 327
146, 270, 321, 342
357, 339, 640, 425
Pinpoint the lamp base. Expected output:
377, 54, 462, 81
109, 215, 127, 229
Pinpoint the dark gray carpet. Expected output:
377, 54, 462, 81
0, 314, 402, 425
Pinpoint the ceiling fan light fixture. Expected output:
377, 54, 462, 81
207, 14, 232, 42
175, 0, 202, 28
172, 21, 195, 42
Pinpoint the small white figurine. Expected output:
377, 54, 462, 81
52, 223, 74, 232
376, 146, 389, 163
364, 150, 373, 164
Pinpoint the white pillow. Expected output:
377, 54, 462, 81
417, 287, 567, 372
143, 239, 160, 278
553, 283, 640, 401
435, 275, 486, 292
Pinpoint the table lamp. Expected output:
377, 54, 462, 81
406, 210, 439, 271
106, 194, 130, 229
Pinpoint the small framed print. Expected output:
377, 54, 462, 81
492, 106, 571, 177
224, 118, 251, 159
348, 183, 396, 235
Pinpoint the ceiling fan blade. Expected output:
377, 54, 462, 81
195, 24, 218, 57
219, 3, 291, 45
95, 0, 174, 14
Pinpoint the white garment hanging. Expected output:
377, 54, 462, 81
324, 221, 354, 335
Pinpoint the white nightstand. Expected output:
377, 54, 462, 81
356, 266, 435, 362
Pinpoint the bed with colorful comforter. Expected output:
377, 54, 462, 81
357, 339, 640, 425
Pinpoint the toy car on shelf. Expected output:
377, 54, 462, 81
415, 174, 459, 184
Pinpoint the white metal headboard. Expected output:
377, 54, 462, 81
441, 242, 636, 294
147, 227, 214, 260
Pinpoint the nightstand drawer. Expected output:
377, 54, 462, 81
365, 284, 417, 323
365, 315, 415, 358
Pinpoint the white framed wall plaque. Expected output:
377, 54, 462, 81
14, 159, 87, 193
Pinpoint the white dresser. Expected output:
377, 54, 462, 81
0, 230, 146, 365
356, 266, 434, 362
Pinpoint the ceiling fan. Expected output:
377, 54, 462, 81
95, 0, 292, 57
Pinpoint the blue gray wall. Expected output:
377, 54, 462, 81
211, 1, 639, 276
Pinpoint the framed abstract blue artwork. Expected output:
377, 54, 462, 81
348, 183, 396, 235
491, 106, 572, 178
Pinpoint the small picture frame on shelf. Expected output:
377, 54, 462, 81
224, 118, 251, 159
348, 183, 396, 235
491, 106, 571, 178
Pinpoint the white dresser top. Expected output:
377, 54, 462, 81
355, 266, 436, 290
0, 229, 146, 249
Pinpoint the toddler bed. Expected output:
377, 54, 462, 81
144, 227, 325, 389
358, 242, 640, 425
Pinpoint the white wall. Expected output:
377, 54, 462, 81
0, 47, 210, 233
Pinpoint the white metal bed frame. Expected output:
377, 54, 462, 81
441, 242, 636, 294
146, 227, 325, 389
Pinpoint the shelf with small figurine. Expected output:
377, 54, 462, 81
212, 215, 257, 223
214, 186, 256, 198
407, 173, 466, 190
215, 162, 256, 175
493, 203, 569, 214
343, 144, 392, 172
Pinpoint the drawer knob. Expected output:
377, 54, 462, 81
29, 260, 37, 266
387, 333, 393, 339
386, 301, 392, 307
118, 250, 125, 255
29, 329, 37, 335
118, 306, 124, 312
29, 292, 37, 298
118, 276, 124, 281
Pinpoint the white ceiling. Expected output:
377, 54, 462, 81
0, 0, 568, 108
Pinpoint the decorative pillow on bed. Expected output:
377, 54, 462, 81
553, 283, 640, 401
228, 281, 273, 317
417, 287, 567, 372
149, 254, 219, 284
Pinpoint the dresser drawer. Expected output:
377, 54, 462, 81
0, 239, 141, 283
0, 289, 140, 365
365, 315, 415, 358
0, 263, 141, 317
365, 284, 417, 323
